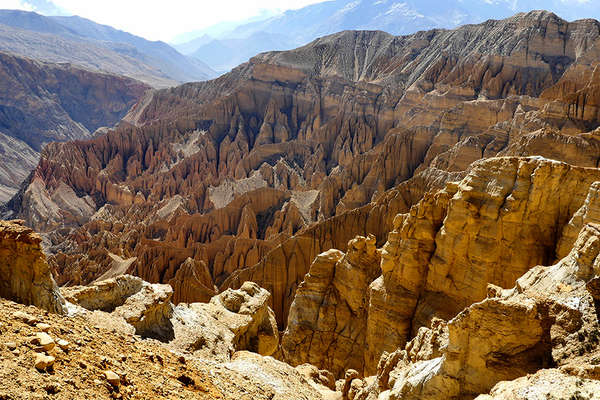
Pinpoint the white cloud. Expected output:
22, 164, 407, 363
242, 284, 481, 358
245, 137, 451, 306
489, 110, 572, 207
0, 0, 34, 11
46, 0, 328, 41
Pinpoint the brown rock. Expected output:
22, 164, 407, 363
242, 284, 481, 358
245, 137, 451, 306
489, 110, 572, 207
104, 370, 120, 386
114, 283, 174, 341
169, 282, 279, 361
31, 332, 55, 352
352, 177, 600, 400
57, 339, 70, 351
281, 235, 381, 377
63, 275, 174, 340
34, 354, 55, 371
36, 323, 51, 332
476, 369, 600, 400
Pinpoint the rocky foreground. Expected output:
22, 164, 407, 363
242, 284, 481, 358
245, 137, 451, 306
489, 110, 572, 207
0, 220, 334, 400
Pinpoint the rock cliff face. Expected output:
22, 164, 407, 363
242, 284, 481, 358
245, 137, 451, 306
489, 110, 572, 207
0, 220, 65, 314
352, 200, 600, 399
6, 11, 600, 333
281, 235, 380, 377
281, 156, 600, 379
276, 156, 600, 398
0, 51, 149, 202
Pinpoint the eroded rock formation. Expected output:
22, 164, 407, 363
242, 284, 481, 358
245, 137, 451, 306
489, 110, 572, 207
0, 51, 149, 202
63, 276, 279, 363
0, 220, 65, 314
282, 235, 380, 377
2, 12, 598, 317
353, 213, 600, 399
281, 156, 600, 381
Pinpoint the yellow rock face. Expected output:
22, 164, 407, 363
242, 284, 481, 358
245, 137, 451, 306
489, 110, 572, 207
0, 220, 65, 314
281, 156, 600, 385
281, 235, 380, 377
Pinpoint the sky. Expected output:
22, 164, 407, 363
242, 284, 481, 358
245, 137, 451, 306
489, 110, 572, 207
0, 0, 596, 42
0, 0, 329, 41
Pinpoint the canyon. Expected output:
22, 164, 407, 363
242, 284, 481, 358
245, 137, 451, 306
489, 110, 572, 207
2, 8, 600, 400
6, 10, 600, 324
0, 51, 149, 202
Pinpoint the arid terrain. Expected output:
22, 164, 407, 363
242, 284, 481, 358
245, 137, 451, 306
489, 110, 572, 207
2, 8, 600, 400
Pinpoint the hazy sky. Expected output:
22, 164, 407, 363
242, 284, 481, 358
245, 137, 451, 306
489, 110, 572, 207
0, 0, 328, 41
1, 0, 596, 42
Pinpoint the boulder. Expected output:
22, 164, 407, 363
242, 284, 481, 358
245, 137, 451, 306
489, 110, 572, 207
170, 282, 279, 360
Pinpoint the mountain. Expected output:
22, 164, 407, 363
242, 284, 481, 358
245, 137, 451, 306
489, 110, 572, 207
0, 51, 149, 202
190, 31, 297, 73
0, 10, 216, 87
48, 15, 217, 82
180, 0, 600, 72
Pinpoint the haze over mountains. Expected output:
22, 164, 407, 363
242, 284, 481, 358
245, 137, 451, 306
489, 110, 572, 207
0, 8, 218, 201
0, 51, 149, 202
175, 0, 600, 72
0, 9, 216, 87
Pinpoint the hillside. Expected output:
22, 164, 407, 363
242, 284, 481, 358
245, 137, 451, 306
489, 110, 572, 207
0, 51, 149, 202
3, 9, 600, 319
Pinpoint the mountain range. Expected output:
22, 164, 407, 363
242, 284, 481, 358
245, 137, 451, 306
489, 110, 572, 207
0, 51, 149, 202
0, 10, 216, 87
176, 0, 600, 72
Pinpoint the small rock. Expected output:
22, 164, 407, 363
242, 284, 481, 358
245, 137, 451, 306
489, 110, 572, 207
104, 370, 120, 386
57, 339, 69, 351
30, 332, 55, 352
36, 323, 51, 332
5, 342, 17, 351
12, 349, 20, 356
34, 354, 55, 371
13, 311, 37, 325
